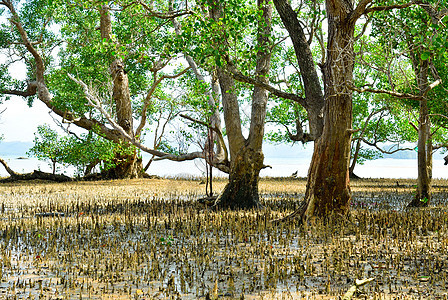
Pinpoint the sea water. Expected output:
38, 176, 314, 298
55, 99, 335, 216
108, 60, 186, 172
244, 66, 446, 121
0, 154, 446, 179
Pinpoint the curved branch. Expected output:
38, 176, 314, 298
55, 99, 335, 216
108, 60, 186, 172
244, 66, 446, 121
364, 1, 418, 15
433, 143, 448, 151
135, 66, 191, 136
225, 63, 307, 106
350, 84, 423, 100
0, 157, 18, 176
428, 113, 448, 121
351, 0, 374, 22
68, 74, 228, 169
360, 138, 414, 154
0, 81, 38, 97
179, 114, 230, 172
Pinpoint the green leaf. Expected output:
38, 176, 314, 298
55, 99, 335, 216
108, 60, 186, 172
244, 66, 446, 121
420, 52, 430, 61
420, 197, 429, 204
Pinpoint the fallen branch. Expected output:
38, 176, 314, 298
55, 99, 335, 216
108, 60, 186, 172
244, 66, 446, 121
0, 169, 72, 183
0, 157, 18, 177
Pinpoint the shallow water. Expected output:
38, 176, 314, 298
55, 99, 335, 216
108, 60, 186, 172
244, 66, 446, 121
0, 179, 447, 299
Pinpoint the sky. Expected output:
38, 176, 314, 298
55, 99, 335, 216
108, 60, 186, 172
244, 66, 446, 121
0, 96, 57, 142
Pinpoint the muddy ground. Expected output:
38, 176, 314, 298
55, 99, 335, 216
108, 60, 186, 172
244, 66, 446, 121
0, 177, 447, 299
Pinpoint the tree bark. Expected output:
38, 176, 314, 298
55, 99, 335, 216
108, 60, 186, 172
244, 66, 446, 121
216, 147, 264, 209
100, 5, 143, 179
408, 60, 431, 207
273, 0, 324, 140
102, 153, 144, 179
0, 158, 72, 182
211, 0, 272, 209
302, 0, 356, 219
349, 138, 362, 178
273, 0, 362, 221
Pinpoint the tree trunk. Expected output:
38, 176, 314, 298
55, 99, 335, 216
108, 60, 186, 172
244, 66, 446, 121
103, 152, 143, 179
427, 132, 433, 179
349, 138, 362, 178
84, 159, 100, 176
216, 147, 264, 209
211, 0, 272, 209
302, 97, 352, 218
408, 60, 431, 207
291, 0, 357, 220
273, 0, 324, 140
99, 5, 143, 179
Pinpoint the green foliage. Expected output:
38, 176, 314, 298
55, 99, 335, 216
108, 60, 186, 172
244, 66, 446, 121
27, 125, 129, 176
27, 125, 65, 174
369, 0, 448, 149
265, 99, 308, 144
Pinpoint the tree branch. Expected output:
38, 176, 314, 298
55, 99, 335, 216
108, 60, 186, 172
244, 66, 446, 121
115, 0, 193, 19
350, 84, 423, 100
357, 107, 389, 140
0, 157, 18, 176
68, 74, 230, 169
225, 62, 307, 106
433, 143, 448, 151
428, 113, 448, 122
0, 81, 38, 97
426, 79, 442, 94
360, 138, 414, 154
135, 66, 191, 136
364, 1, 418, 14
351, 0, 374, 22
179, 113, 230, 172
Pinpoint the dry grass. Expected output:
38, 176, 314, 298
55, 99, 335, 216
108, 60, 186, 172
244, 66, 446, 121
0, 177, 447, 299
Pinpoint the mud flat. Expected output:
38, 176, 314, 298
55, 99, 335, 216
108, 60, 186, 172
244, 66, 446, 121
0, 178, 447, 299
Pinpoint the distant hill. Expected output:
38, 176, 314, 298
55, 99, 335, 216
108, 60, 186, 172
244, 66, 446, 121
0, 141, 33, 157
0, 140, 444, 161
262, 142, 446, 160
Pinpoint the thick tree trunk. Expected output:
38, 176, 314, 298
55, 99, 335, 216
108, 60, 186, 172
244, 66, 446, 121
216, 147, 264, 209
290, 0, 356, 220
211, 0, 272, 209
302, 96, 352, 218
99, 5, 143, 179
103, 152, 143, 179
84, 160, 100, 176
408, 60, 432, 207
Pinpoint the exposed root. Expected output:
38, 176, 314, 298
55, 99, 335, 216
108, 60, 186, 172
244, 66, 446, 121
271, 200, 307, 225
198, 195, 218, 206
